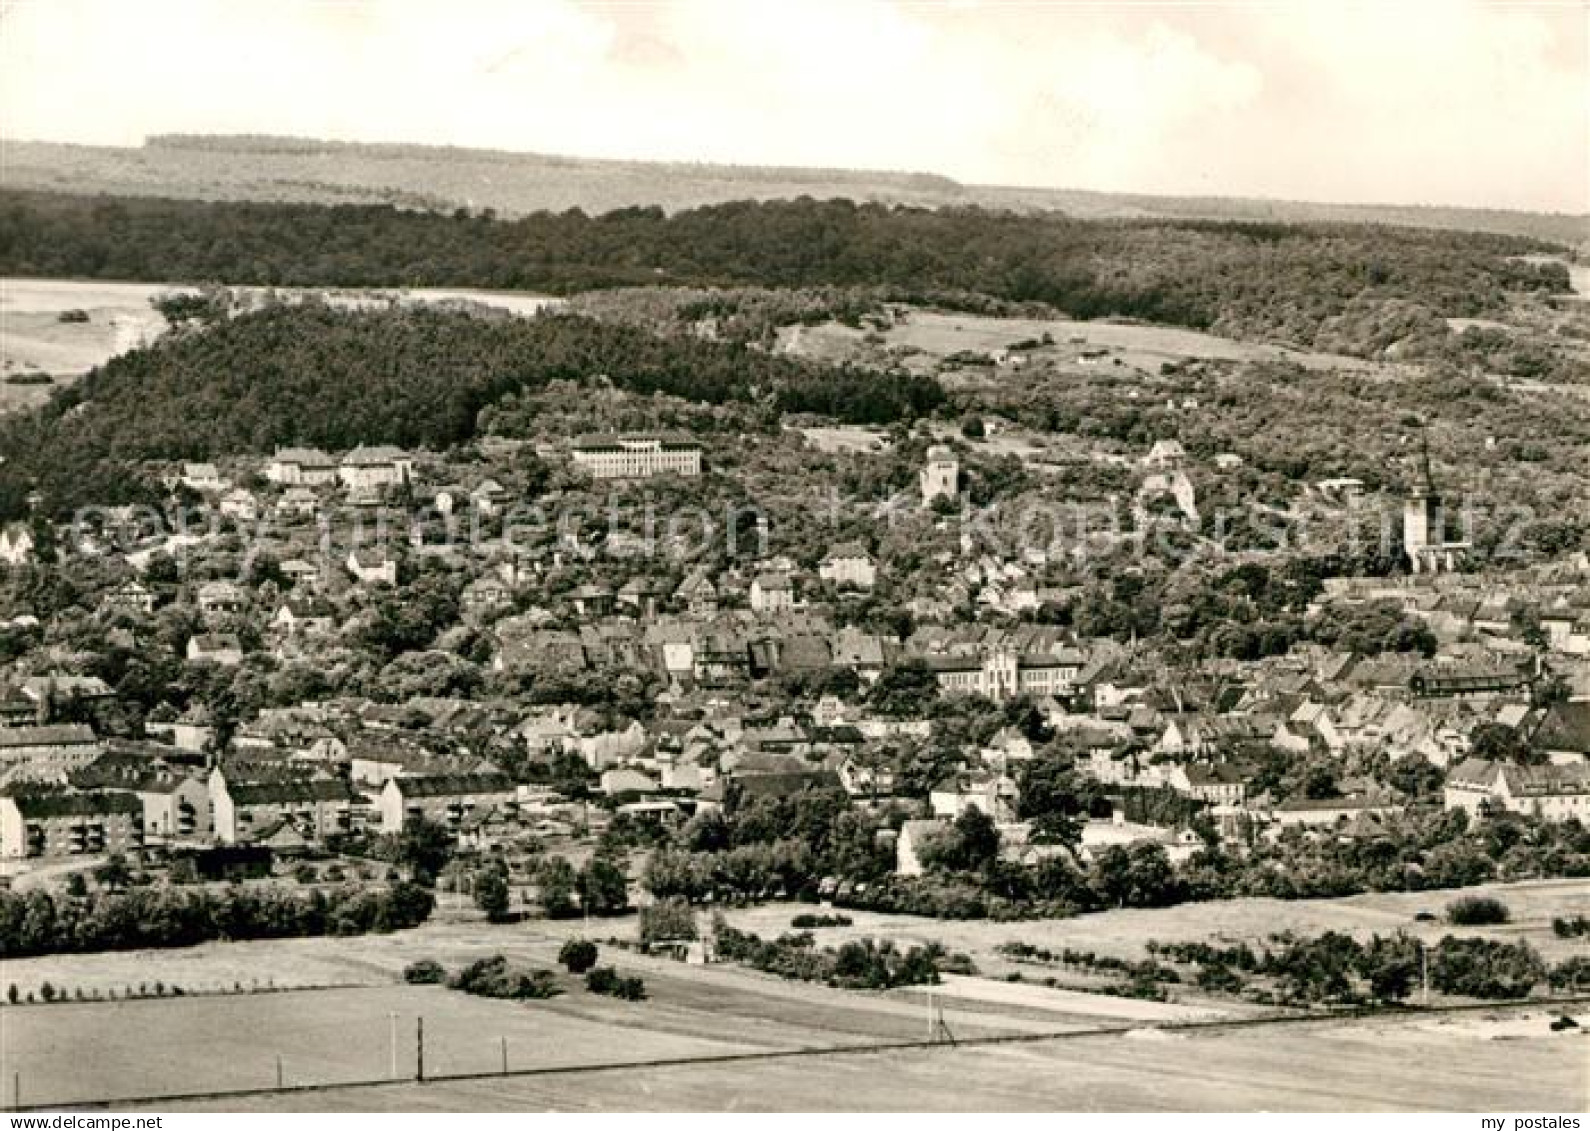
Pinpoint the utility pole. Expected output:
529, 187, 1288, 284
416, 1016, 425, 1083
500, 1036, 508, 1075
1421, 942, 1430, 1007
275, 1055, 283, 1089
389, 1011, 398, 1079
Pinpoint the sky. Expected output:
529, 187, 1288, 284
1, 0, 1585, 212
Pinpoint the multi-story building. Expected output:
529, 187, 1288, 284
378, 772, 517, 835
570, 435, 702, 480
266, 447, 340, 487
925, 649, 1085, 701
0, 725, 102, 786
819, 543, 877, 590
0, 789, 143, 859
1444, 758, 1590, 823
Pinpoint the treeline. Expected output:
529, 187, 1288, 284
0, 191, 1567, 348
0, 881, 434, 958
712, 920, 942, 990
0, 302, 943, 520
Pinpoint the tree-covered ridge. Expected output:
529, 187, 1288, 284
0, 192, 1568, 349
0, 302, 943, 519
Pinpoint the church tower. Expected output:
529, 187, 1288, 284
1404, 430, 1464, 573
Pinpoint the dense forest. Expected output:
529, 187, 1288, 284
0, 302, 943, 520
0, 191, 1569, 349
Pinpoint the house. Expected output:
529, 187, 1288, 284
920, 446, 959, 504
600, 766, 659, 796
196, 580, 246, 618
750, 572, 795, 614
1444, 757, 1590, 823
470, 479, 512, 515
270, 599, 335, 638
1143, 440, 1186, 469
0, 789, 143, 859
676, 570, 718, 616
617, 577, 665, 619
569, 434, 702, 480
280, 558, 323, 589
819, 543, 877, 590
929, 770, 1019, 823
209, 768, 358, 844
187, 633, 244, 666
1166, 762, 1251, 809
103, 580, 155, 615
378, 773, 518, 835
338, 446, 414, 492
180, 462, 226, 492
218, 488, 259, 523
0, 524, 35, 565
267, 447, 339, 487
570, 584, 615, 618
896, 818, 950, 876
1532, 701, 1590, 762
0, 725, 102, 785
462, 576, 512, 616
276, 487, 321, 519
1268, 792, 1405, 828
346, 549, 398, 586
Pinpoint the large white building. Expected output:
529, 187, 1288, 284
1444, 757, 1589, 823
571, 435, 702, 480
925, 649, 1085, 701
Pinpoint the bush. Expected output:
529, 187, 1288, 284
585, 966, 646, 1001
1447, 896, 1510, 926
403, 959, 446, 985
558, 939, 599, 974
447, 955, 560, 1001
1428, 936, 1545, 1000
790, 913, 852, 929
1551, 915, 1589, 939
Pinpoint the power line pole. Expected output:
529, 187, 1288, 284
416, 1016, 425, 1083
500, 1036, 508, 1075
389, 1011, 398, 1079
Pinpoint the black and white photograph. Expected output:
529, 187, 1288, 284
0, 0, 1586, 1119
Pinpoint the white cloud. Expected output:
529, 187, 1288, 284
0, 0, 1582, 210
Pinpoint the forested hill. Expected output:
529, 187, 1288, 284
6, 135, 1584, 244
0, 303, 942, 521
0, 191, 1570, 349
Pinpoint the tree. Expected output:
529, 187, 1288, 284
1468, 723, 1542, 766
639, 897, 698, 947
536, 856, 578, 918
93, 854, 131, 892
578, 855, 629, 916
558, 938, 599, 974
392, 817, 454, 885
474, 865, 511, 923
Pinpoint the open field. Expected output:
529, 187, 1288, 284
0, 277, 560, 413
150, 1008, 1588, 1113
716, 877, 1590, 973
778, 309, 1371, 376
0, 983, 750, 1108
1, 878, 1583, 1108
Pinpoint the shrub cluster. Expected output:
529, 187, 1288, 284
790, 913, 852, 929
584, 966, 646, 1001
447, 955, 561, 1001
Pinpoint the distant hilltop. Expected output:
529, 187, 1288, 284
3, 134, 1585, 246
